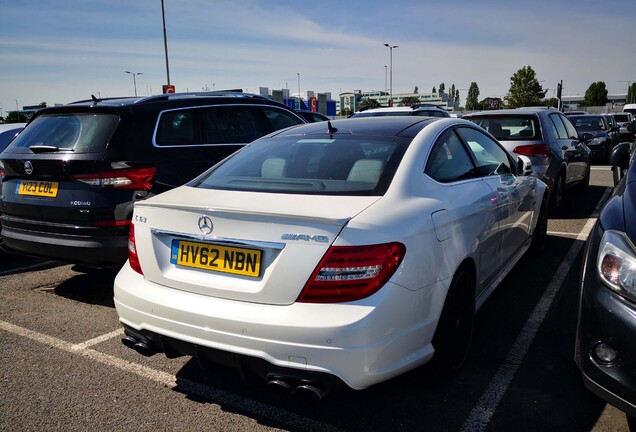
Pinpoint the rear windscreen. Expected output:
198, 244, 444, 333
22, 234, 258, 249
6, 113, 119, 153
467, 116, 541, 140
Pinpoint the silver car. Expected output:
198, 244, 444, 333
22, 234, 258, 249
464, 107, 591, 210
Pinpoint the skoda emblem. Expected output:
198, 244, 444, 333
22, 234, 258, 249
198, 216, 213, 235
24, 161, 34, 175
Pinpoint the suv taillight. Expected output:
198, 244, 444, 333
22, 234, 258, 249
513, 144, 553, 157
71, 167, 157, 190
297, 242, 406, 303
128, 223, 143, 275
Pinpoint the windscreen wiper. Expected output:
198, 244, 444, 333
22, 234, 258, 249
29, 145, 74, 153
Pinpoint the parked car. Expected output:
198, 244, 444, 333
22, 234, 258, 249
575, 122, 636, 423
296, 110, 330, 123
611, 112, 635, 142
351, 104, 451, 118
115, 116, 547, 397
0, 92, 305, 267
601, 114, 620, 147
568, 114, 619, 162
624, 103, 636, 116
464, 107, 590, 210
0, 123, 26, 152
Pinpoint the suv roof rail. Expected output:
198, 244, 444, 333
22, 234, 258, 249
134, 90, 271, 104
69, 95, 134, 105
514, 106, 556, 110
411, 103, 446, 109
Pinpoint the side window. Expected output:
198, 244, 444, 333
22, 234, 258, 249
456, 127, 513, 176
425, 129, 475, 183
549, 113, 568, 139
155, 110, 199, 146
263, 107, 303, 131
204, 106, 267, 144
560, 115, 579, 139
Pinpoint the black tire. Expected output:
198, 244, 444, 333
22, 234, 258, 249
550, 172, 565, 211
529, 200, 548, 256
431, 267, 475, 372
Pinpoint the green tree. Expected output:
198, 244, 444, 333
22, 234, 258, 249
449, 84, 456, 102
479, 97, 503, 110
432, 86, 437, 93
583, 81, 608, 107
359, 98, 381, 110
399, 96, 421, 106
5, 111, 25, 123
455, 89, 460, 103
339, 108, 353, 117
465, 82, 480, 111
504, 66, 547, 108
413, 86, 419, 94
439, 83, 446, 94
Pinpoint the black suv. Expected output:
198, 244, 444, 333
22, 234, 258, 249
0, 92, 305, 267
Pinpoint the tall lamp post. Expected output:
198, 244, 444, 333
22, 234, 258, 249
297, 73, 301, 110
384, 44, 398, 105
125, 71, 143, 97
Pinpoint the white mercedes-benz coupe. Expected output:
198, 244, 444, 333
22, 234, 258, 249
114, 116, 547, 398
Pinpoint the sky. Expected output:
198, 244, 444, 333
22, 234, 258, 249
1, 0, 635, 114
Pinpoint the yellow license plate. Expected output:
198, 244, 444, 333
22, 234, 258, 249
17, 180, 59, 197
170, 240, 261, 277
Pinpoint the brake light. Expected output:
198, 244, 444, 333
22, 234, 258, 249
72, 167, 156, 190
95, 220, 132, 228
513, 144, 553, 157
297, 242, 406, 303
128, 223, 143, 275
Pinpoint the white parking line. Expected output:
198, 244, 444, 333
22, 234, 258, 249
460, 187, 612, 432
0, 319, 344, 432
74, 328, 124, 349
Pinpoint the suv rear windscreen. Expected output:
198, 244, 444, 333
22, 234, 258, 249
6, 113, 119, 153
468, 116, 541, 140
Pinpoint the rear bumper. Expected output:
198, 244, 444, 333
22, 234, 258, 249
114, 262, 442, 390
0, 220, 128, 267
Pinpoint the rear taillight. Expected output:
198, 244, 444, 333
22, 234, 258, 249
297, 242, 406, 303
513, 144, 553, 157
71, 167, 156, 190
128, 223, 143, 275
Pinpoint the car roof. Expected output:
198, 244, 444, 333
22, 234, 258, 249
66, 91, 275, 108
0, 123, 27, 133
464, 107, 556, 117
270, 116, 443, 138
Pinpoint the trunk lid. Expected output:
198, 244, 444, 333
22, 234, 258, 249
133, 186, 381, 305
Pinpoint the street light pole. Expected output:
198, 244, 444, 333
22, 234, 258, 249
297, 73, 301, 109
161, 0, 171, 86
384, 43, 398, 105
125, 71, 143, 97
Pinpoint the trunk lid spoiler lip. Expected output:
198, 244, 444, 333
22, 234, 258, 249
134, 201, 354, 227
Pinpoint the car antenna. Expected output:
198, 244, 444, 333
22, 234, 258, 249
91, 94, 100, 104
327, 120, 338, 134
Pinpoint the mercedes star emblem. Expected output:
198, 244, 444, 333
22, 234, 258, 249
198, 216, 213, 235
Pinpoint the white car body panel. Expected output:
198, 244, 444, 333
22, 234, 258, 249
114, 117, 547, 390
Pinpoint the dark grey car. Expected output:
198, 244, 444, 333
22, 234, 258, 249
464, 107, 591, 210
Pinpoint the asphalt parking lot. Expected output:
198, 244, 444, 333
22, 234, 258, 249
0, 165, 631, 432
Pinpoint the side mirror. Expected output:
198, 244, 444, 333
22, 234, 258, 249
580, 132, 595, 142
517, 155, 533, 176
610, 142, 631, 186
628, 122, 636, 133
